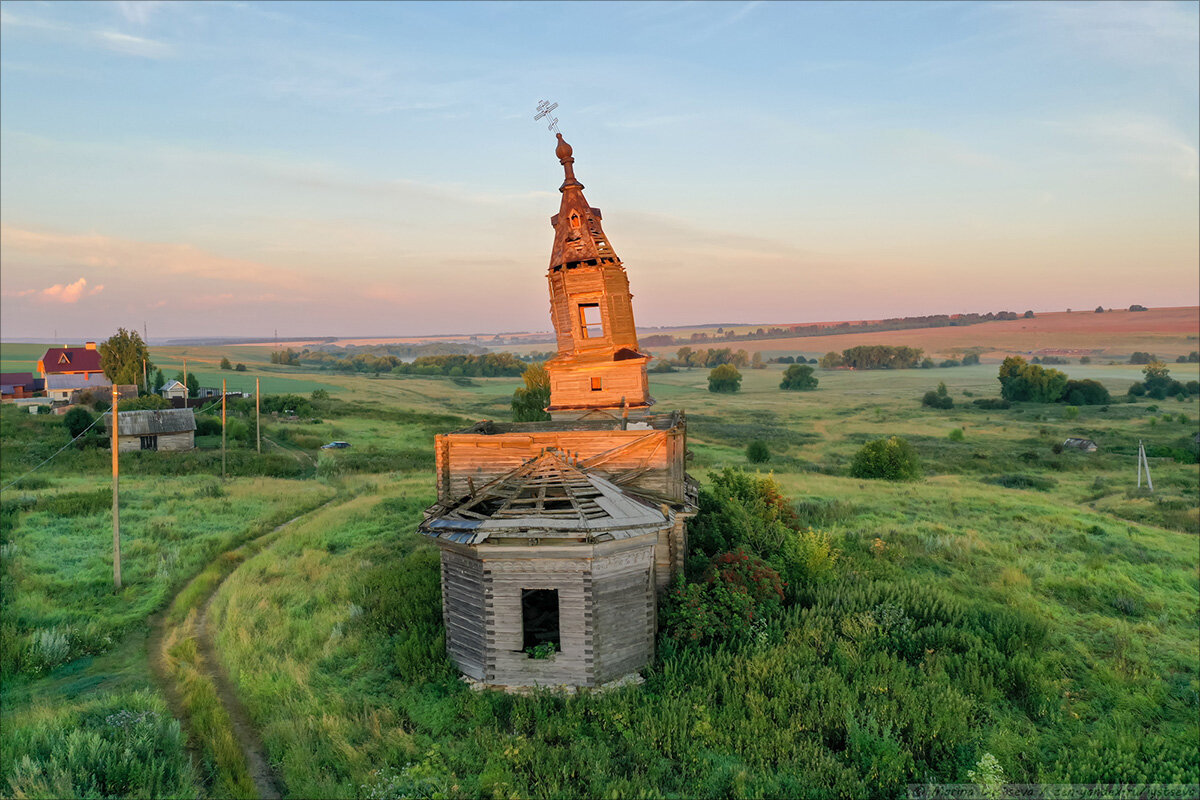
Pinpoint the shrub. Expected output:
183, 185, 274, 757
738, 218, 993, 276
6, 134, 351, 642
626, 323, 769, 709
972, 398, 1011, 410
1127, 382, 1146, 397
1129, 351, 1155, 364
981, 473, 1058, 491
998, 357, 1067, 403
746, 440, 770, 463
62, 407, 94, 440
947, 428, 965, 441
779, 364, 818, 390
1079, 356, 1091, 364
1063, 406, 1079, 420
195, 416, 222, 436
961, 353, 981, 365
511, 364, 550, 422
660, 550, 783, 647
849, 436, 922, 481
219, 357, 232, 370
707, 364, 742, 393
939, 359, 960, 368
921, 382, 953, 409
120, 395, 170, 411
1062, 379, 1110, 405
234, 363, 247, 371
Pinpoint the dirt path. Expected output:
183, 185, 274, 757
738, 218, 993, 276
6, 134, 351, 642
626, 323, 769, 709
148, 504, 336, 800
195, 589, 284, 800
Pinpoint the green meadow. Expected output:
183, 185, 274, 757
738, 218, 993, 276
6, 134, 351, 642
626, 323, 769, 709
1, 346, 1197, 798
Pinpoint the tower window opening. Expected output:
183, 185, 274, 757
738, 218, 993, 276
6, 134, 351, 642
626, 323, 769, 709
522, 589, 560, 654
579, 303, 604, 338
569, 212, 581, 229
591, 377, 603, 392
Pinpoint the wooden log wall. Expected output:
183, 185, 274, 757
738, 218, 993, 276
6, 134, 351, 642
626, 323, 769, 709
547, 357, 649, 412
440, 546, 487, 680
437, 428, 686, 505
591, 545, 656, 684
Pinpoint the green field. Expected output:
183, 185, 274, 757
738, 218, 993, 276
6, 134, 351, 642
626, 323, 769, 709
2, 343, 1197, 798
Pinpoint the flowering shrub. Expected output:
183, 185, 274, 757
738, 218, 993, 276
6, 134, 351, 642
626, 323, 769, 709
660, 550, 782, 646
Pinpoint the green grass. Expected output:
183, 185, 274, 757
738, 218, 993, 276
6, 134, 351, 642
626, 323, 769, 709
2, 343, 1196, 798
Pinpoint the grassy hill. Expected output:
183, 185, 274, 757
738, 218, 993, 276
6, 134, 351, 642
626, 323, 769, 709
1, 335, 1196, 797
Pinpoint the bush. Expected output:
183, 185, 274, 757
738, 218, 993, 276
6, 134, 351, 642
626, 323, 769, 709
998, 357, 1067, 402
961, 353, 980, 365
921, 382, 954, 409
981, 473, 1058, 491
938, 359, 960, 368
511, 364, 551, 422
219, 357, 232, 370
707, 364, 742, 393
120, 395, 171, 411
779, 363, 818, 390
746, 440, 770, 463
1129, 351, 1155, 364
234, 363, 247, 371
1061, 379, 1110, 405
972, 398, 1011, 410
195, 416, 222, 436
660, 550, 783, 647
947, 428, 965, 441
849, 436, 922, 481
62, 407, 94, 440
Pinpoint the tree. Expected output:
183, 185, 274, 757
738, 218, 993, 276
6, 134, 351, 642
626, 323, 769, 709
849, 436, 922, 481
1142, 360, 1174, 400
961, 353, 980, 366
779, 364, 818, 391
511, 363, 551, 421
922, 382, 954, 409
235, 363, 247, 371
63, 406, 94, 440
998, 356, 1068, 403
707, 364, 742, 393
1061, 379, 1110, 405
173, 371, 200, 398
1129, 351, 1155, 365
746, 440, 770, 463
819, 351, 844, 369
1128, 304, 1148, 312
152, 367, 165, 392
98, 328, 153, 386
750, 352, 765, 370
1094, 306, 1105, 313
220, 356, 233, 370
1023, 310, 1035, 319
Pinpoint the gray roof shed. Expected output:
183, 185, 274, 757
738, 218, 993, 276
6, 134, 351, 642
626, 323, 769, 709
104, 408, 197, 435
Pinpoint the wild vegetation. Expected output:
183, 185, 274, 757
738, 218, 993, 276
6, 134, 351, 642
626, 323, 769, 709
1, 333, 1197, 798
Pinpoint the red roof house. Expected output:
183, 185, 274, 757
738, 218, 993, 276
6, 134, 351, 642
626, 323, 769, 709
37, 342, 103, 378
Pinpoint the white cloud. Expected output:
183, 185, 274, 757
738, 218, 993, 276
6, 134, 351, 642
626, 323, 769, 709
115, 1, 165, 25
94, 30, 172, 58
38, 277, 101, 303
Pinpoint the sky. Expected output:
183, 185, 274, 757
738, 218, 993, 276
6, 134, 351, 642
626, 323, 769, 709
1, 0, 1197, 340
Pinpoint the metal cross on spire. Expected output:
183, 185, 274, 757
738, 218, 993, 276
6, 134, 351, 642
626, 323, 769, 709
534, 100, 560, 135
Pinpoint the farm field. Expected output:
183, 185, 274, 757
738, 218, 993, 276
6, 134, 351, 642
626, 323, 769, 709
1, 330, 1198, 798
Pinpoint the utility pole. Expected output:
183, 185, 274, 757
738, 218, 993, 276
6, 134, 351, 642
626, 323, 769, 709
111, 384, 122, 590
255, 377, 261, 454
222, 379, 227, 480
1137, 440, 1154, 492
183, 358, 188, 408
142, 358, 148, 396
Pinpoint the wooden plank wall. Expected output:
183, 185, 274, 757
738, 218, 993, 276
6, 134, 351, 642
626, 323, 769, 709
482, 554, 595, 687
592, 545, 656, 684
547, 358, 649, 411
115, 431, 193, 453
440, 547, 487, 680
437, 429, 680, 503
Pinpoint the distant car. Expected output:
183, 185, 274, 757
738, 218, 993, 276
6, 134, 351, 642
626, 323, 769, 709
321, 441, 351, 449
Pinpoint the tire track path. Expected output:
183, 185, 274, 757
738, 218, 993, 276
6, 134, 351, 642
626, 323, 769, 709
149, 499, 342, 800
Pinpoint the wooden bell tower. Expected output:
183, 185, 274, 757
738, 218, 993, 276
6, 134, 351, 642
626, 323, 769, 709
544, 133, 652, 420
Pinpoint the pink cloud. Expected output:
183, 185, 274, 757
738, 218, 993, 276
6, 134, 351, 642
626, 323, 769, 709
38, 277, 102, 303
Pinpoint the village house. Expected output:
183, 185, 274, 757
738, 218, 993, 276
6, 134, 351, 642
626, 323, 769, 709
37, 342, 111, 402
0, 373, 43, 400
103, 408, 196, 452
1063, 437, 1098, 452
160, 380, 188, 400
420, 134, 696, 690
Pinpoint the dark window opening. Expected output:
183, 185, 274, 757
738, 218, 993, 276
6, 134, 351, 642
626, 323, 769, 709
522, 589, 560, 653
590, 377, 603, 392
140, 435, 158, 451
579, 303, 603, 339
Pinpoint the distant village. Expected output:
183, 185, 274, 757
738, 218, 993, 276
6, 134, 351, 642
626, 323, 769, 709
0, 341, 247, 452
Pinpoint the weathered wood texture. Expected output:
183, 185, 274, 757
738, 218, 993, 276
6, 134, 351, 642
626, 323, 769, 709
115, 431, 193, 453
440, 548, 487, 680
591, 547, 655, 684
436, 427, 687, 505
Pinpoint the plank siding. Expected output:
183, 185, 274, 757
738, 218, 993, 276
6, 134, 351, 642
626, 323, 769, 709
441, 550, 486, 680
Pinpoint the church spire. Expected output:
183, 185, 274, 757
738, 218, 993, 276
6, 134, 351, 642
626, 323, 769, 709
542, 135, 652, 420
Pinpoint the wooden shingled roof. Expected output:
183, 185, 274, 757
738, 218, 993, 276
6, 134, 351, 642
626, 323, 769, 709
421, 449, 669, 545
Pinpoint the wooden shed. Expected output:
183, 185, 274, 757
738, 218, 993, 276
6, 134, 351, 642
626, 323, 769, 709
422, 450, 673, 688
104, 408, 196, 452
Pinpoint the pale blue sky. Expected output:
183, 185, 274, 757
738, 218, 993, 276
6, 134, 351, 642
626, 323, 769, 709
2, 0, 1197, 338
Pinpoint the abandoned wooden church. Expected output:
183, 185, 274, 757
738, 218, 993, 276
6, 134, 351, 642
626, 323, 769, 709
420, 133, 697, 689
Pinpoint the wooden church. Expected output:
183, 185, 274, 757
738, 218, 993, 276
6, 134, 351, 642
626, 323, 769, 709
420, 133, 696, 689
